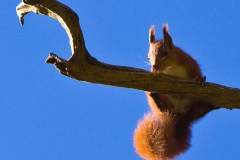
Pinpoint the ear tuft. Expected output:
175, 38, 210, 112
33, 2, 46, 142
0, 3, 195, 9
162, 24, 169, 34
162, 24, 173, 48
149, 25, 156, 44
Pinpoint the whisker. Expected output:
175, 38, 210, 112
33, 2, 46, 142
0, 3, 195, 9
138, 55, 143, 59
138, 55, 151, 66
145, 62, 151, 66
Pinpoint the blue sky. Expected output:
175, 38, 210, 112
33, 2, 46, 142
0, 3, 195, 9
1, 0, 240, 159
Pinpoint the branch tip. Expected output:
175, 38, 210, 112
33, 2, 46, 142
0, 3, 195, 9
45, 53, 57, 64
19, 17, 24, 26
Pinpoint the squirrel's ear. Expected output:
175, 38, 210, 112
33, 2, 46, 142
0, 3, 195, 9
162, 24, 173, 49
149, 25, 156, 44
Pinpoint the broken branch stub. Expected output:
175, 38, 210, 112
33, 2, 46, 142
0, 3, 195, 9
16, 0, 240, 110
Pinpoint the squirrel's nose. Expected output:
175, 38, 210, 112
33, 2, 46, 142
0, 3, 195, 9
151, 65, 159, 72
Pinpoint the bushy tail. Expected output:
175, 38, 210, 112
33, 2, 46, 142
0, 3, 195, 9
133, 112, 191, 160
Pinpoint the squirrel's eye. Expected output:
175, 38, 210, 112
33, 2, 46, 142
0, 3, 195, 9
163, 51, 168, 57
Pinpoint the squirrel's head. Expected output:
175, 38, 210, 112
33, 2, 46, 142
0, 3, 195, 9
148, 24, 176, 73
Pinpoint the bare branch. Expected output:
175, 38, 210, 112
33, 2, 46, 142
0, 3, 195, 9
16, 0, 240, 110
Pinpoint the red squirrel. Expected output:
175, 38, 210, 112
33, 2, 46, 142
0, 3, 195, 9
133, 24, 216, 160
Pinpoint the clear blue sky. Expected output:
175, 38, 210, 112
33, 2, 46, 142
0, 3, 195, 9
1, 0, 240, 159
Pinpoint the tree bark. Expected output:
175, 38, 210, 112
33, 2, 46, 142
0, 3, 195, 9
16, 0, 240, 110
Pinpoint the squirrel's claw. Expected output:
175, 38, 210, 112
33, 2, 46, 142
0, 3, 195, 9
199, 76, 206, 86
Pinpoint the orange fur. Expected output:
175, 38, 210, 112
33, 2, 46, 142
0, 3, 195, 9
134, 112, 191, 160
134, 24, 212, 160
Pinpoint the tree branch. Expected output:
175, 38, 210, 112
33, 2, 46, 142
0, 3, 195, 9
16, 0, 240, 110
